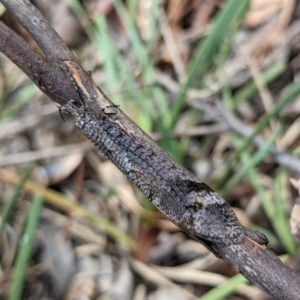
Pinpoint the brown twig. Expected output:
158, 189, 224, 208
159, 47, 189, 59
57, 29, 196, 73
0, 21, 78, 105
1, 0, 75, 61
0, 1, 299, 299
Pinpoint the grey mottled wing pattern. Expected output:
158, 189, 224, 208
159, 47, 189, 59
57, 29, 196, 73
62, 100, 247, 245
173, 180, 245, 244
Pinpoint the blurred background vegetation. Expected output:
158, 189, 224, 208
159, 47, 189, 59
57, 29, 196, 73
0, 0, 299, 299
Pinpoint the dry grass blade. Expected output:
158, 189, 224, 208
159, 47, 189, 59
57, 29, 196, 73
0, 169, 135, 250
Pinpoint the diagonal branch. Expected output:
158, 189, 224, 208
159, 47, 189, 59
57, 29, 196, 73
0, 21, 79, 105
0, 1, 299, 299
1, 0, 75, 61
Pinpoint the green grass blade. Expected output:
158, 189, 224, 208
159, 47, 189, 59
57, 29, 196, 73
126, 0, 138, 22
274, 168, 296, 254
0, 167, 33, 235
245, 161, 275, 220
1, 171, 136, 250
145, 0, 159, 49
222, 123, 282, 194
0, 83, 38, 124
68, 0, 172, 137
215, 77, 300, 190
92, 16, 155, 131
169, 0, 250, 129
232, 62, 286, 109
112, 0, 163, 132
9, 194, 44, 300
92, 16, 124, 93
238, 145, 295, 253
190, 0, 249, 85
113, 0, 152, 75
65, 0, 94, 41
66, 0, 155, 131
199, 274, 248, 300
